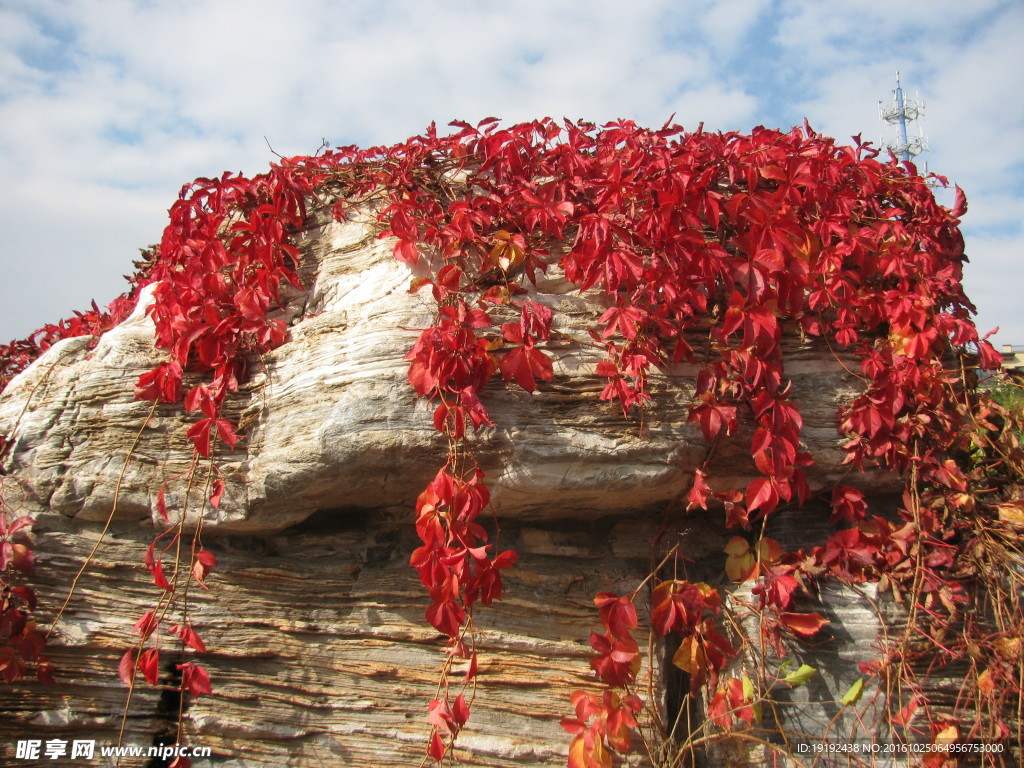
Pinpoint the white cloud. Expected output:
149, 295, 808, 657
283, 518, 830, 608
695, 0, 772, 54
962, 232, 1024, 340
0, 0, 1020, 348
775, 1, 1024, 344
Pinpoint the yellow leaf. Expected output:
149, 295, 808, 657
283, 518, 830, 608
996, 501, 1024, 530
725, 551, 756, 583
933, 724, 958, 746
994, 636, 1021, 662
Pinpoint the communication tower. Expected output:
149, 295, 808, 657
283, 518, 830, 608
879, 72, 928, 163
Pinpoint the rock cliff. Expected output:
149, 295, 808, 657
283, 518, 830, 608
0, 205, 897, 766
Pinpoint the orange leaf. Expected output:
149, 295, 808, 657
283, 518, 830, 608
723, 537, 750, 557
568, 735, 588, 768
778, 611, 828, 638
408, 277, 432, 294
590, 736, 612, 768
672, 636, 707, 679
977, 668, 996, 695
755, 537, 784, 564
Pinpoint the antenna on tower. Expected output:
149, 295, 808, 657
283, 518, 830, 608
879, 71, 928, 164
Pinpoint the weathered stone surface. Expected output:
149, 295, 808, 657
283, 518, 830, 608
0, 206, 899, 766
0, 206, 895, 533
1, 510, 664, 767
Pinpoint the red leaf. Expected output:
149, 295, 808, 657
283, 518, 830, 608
560, 717, 586, 735
177, 661, 212, 697
499, 345, 552, 392
395, 239, 419, 266
215, 419, 240, 449
892, 694, 922, 726
686, 468, 712, 511
427, 698, 453, 733
36, 661, 56, 685
753, 563, 800, 610
193, 549, 216, 588
650, 580, 720, 636
186, 418, 213, 457
951, 185, 967, 219
138, 648, 160, 685
976, 339, 1002, 371
426, 599, 465, 638
428, 731, 446, 762
132, 610, 158, 639
11, 585, 36, 611
599, 305, 644, 340
589, 631, 640, 686
459, 385, 495, 432
170, 623, 207, 653
185, 384, 217, 418
407, 358, 437, 397
594, 592, 638, 638
118, 650, 136, 686
4, 515, 35, 536
209, 478, 225, 509
745, 477, 779, 518
134, 361, 182, 403
519, 300, 553, 339
156, 487, 169, 523
724, 499, 749, 529
830, 485, 867, 524
7, 542, 33, 574
708, 686, 733, 730
452, 693, 470, 726
492, 549, 518, 569
145, 542, 172, 591
689, 397, 737, 442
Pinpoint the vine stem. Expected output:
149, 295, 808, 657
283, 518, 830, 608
114, 445, 204, 764
46, 397, 159, 638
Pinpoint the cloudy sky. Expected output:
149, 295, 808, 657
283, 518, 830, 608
1, 0, 1021, 348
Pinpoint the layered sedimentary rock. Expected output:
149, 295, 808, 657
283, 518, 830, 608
0, 207, 892, 766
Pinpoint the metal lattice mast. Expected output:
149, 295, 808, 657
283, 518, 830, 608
879, 71, 928, 163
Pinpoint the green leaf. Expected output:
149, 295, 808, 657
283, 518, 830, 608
742, 672, 763, 722
742, 673, 755, 701
783, 664, 818, 687
840, 677, 864, 706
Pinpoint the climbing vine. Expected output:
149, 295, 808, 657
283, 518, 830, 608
0, 118, 1020, 766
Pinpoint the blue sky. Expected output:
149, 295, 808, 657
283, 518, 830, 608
1, 0, 1021, 347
